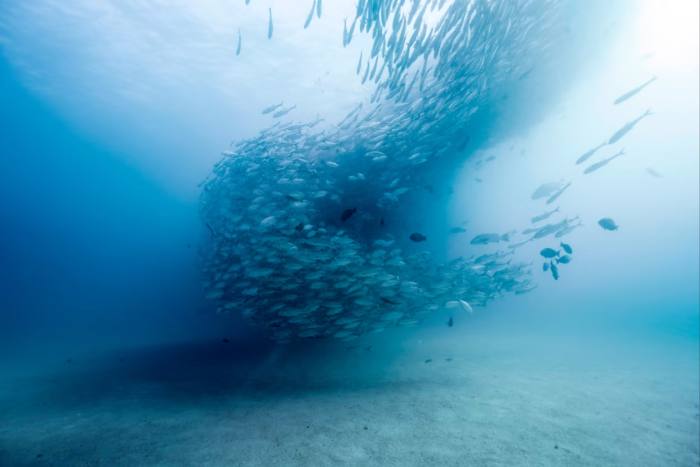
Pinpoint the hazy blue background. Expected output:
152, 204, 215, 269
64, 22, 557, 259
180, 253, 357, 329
0, 0, 697, 369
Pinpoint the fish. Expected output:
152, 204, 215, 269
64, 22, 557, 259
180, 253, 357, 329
340, 208, 357, 222
261, 102, 283, 114
543, 262, 550, 272
540, 248, 559, 258
614, 76, 657, 105
236, 29, 242, 56
575, 141, 606, 165
583, 149, 624, 174
550, 262, 559, 280
598, 218, 619, 231
449, 226, 467, 234
531, 181, 565, 200
409, 232, 427, 242
531, 207, 559, 223
560, 242, 573, 254
447, 316, 453, 327
304, 0, 316, 29
554, 220, 582, 238
546, 182, 571, 204
470, 233, 501, 245
645, 167, 663, 178
546, 182, 572, 204
557, 255, 571, 264
272, 105, 296, 118
458, 300, 473, 314
608, 109, 652, 145
267, 8, 273, 39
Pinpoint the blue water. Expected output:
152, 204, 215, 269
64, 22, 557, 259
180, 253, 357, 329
0, 1, 698, 465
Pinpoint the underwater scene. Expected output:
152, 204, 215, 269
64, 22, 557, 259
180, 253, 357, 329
1, 0, 698, 465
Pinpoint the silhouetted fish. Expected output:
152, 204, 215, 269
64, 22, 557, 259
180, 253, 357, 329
341, 208, 357, 222
614, 76, 657, 105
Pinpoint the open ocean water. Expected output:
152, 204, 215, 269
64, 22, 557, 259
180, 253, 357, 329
0, 1, 698, 466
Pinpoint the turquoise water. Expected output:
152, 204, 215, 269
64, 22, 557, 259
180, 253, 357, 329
1, 1, 698, 465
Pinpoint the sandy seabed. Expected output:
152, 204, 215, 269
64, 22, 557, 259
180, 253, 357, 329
1, 321, 698, 467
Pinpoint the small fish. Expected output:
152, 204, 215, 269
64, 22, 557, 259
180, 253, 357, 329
598, 217, 619, 231
304, 0, 316, 29
543, 262, 550, 272
546, 182, 572, 204
531, 181, 565, 200
267, 8, 273, 39
608, 109, 652, 145
557, 255, 571, 264
540, 248, 559, 258
381, 296, 400, 305
554, 220, 582, 238
645, 167, 663, 178
409, 232, 427, 242
340, 208, 357, 222
560, 242, 573, 254
575, 142, 607, 165
500, 230, 516, 242
447, 316, 453, 327
470, 233, 501, 245
235, 29, 242, 56
261, 102, 283, 114
424, 359, 432, 364
550, 261, 559, 280
272, 105, 296, 118
458, 300, 473, 314
583, 149, 624, 175
531, 207, 559, 224
614, 76, 657, 105
449, 226, 467, 234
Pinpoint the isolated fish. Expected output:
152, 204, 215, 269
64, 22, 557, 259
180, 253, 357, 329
608, 109, 652, 145
645, 167, 663, 178
598, 218, 619, 231
560, 242, 573, 254
546, 182, 572, 204
267, 8, 273, 39
449, 226, 467, 234
409, 232, 427, 242
614, 76, 657, 105
531, 207, 559, 224
543, 262, 550, 272
340, 208, 357, 222
236, 29, 242, 56
447, 316, 453, 327
575, 142, 606, 165
583, 149, 624, 175
557, 255, 571, 264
